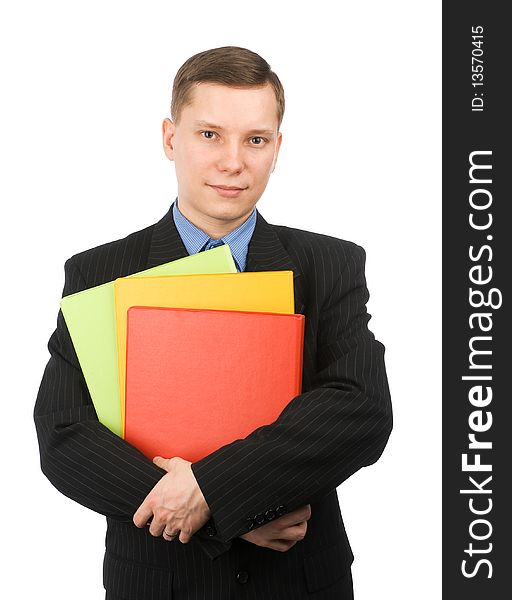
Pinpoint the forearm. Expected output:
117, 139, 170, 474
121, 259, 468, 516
33, 305, 164, 515
191, 244, 393, 544
34, 258, 232, 559
192, 333, 392, 544
35, 407, 164, 520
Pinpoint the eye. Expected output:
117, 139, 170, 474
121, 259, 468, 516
200, 130, 217, 140
250, 136, 266, 145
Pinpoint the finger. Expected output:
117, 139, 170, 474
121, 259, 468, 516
153, 456, 169, 470
271, 510, 302, 529
163, 529, 180, 542
270, 539, 296, 552
287, 522, 308, 541
148, 516, 166, 537
281, 505, 311, 527
277, 522, 308, 541
133, 503, 154, 528
292, 504, 311, 521
179, 527, 192, 544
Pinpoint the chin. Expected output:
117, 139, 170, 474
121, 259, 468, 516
204, 197, 254, 218
208, 204, 248, 222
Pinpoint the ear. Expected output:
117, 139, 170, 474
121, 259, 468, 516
162, 118, 176, 161
270, 131, 283, 173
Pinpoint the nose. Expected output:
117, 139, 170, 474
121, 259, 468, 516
216, 141, 245, 173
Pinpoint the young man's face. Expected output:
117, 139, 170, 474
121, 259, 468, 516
162, 82, 282, 232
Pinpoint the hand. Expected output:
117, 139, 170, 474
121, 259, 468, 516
239, 504, 312, 552
133, 456, 211, 544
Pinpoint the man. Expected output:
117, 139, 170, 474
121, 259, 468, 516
34, 46, 392, 599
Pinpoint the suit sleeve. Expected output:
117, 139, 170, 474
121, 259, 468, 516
33, 257, 232, 560
191, 243, 393, 544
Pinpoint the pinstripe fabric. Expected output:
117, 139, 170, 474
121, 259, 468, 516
34, 204, 392, 599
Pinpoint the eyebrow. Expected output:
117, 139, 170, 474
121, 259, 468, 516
192, 120, 276, 136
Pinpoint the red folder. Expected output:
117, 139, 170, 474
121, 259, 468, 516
125, 306, 305, 462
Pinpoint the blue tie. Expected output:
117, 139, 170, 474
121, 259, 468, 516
202, 239, 225, 251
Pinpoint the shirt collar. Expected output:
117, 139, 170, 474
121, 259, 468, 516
171, 197, 257, 272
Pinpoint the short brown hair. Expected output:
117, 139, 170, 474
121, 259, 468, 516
171, 46, 285, 130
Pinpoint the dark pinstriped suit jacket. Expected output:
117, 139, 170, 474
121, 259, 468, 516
34, 204, 392, 599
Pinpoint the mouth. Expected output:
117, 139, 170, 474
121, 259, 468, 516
207, 184, 247, 198
208, 184, 247, 190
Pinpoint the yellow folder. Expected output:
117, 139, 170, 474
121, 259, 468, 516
115, 270, 295, 436
60, 245, 237, 437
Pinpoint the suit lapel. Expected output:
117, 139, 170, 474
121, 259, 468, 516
146, 205, 190, 268
146, 204, 306, 314
245, 212, 306, 315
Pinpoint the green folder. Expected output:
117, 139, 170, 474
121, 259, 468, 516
60, 245, 237, 437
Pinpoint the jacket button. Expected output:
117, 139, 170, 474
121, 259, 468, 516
264, 509, 276, 521
245, 518, 255, 531
236, 570, 250, 584
205, 524, 216, 537
254, 512, 265, 525
275, 505, 286, 517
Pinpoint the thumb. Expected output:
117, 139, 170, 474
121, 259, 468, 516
153, 456, 171, 470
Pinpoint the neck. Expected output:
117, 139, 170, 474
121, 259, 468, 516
177, 198, 255, 239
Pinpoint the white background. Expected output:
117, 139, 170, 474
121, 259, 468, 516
1, 1, 441, 598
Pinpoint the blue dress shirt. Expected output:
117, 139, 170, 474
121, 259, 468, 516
171, 197, 257, 272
